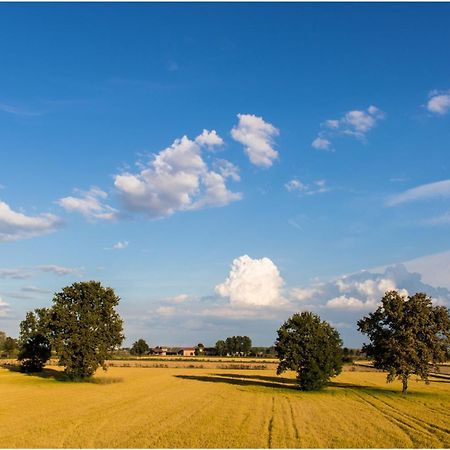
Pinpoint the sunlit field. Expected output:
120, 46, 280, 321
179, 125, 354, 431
1, 363, 449, 448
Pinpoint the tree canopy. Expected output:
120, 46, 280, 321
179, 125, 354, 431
51, 281, 124, 379
18, 308, 52, 372
130, 339, 150, 356
275, 312, 343, 391
358, 290, 450, 394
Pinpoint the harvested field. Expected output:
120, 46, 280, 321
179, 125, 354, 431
0, 364, 449, 448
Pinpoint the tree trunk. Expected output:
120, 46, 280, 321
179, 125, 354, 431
402, 375, 408, 394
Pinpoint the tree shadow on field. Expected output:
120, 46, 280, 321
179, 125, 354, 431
175, 373, 299, 391
0, 363, 122, 384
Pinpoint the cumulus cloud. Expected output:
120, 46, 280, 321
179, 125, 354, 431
427, 90, 450, 115
326, 295, 369, 310
290, 286, 322, 302
0, 200, 63, 242
288, 264, 449, 312
114, 131, 241, 218
194, 129, 224, 149
285, 179, 329, 195
37, 265, 83, 276
215, 255, 285, 307
387, 179, 450, 206
231, 114, 279, 167
57, 187, 119, 221
312, 105, 384, 150
311, 137, 332, 151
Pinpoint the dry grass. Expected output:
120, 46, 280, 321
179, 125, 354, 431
0, 364, 449, 448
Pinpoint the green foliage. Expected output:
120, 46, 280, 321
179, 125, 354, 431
358, 290, 450, 394
0, 330, 6, 348
18, 309, 52, 372
51, 281, 124, 379
195, 342, 205, 356
2, 336, 18, 357
275, 312, 343, 391
215, 339, 227, 356
223, 336, 253, 356
130, 339, 150, 356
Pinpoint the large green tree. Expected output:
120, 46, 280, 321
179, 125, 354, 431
358, 291, 450, 394
215, 339, 226, 356
51, 281, 124, 379
130, 338, 150, 356
275, 312, 343, 391
18, 308, 52, 372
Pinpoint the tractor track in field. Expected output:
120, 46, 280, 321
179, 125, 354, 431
349, 389, 436, 446
363, 391, 450, 438
286, 396, 301, 443
267, 397, 275, 448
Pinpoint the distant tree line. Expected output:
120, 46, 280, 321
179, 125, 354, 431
0, 331, 18, 358
215, 335, 252, 356
10, 283, 450, 394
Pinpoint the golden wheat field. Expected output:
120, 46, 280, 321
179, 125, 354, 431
0, 363, 449, 448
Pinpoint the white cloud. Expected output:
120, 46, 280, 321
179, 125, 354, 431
285, 178, 329, 196
214, 159, 240, 182
57, 187, 118, 221
0, 200, 63, 242
290, 286, 322, 302
311, 137, 332, 151
285, 179, 306, 192
194, 129, 224, 149
111, 241, 129, 250
231, 114, 279, 167
0, 297, 10, 317
215, 255, 285, 307
427, 90, 450, 115
164, 294, 190, 304
0, 268, 32, 279
114, 132, 241, 218
387, 179, 450, 206
37, 265, 83, 276
326, 295, 369, 310
312, 105, 384, 150
156, 306, 176, 315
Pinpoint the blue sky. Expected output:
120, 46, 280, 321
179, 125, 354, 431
1, 3, 450, 347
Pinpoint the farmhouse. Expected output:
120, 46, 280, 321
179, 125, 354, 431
150, 346, 196, 356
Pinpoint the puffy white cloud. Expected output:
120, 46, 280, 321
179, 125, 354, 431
427, 90, 450, 115
285, 179, 329, 195
312, 105, 384, 150
387, 179, 450, 206
215, 255, 285, 307
37, 265, 83, 276
57, 187, 118, 221
114, 132, 241, 218
0, 200, 63, 242
231, 114, 279, 167
290, 286, 322, 302
194, 129, 224, 149
311, 137, 332, 151
326, 295, 369, 310
214, 159, 240, 182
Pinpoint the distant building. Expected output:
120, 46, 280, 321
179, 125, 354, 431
150, 346, 196, 357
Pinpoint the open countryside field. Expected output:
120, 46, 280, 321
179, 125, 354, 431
1, 364, 450, 448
